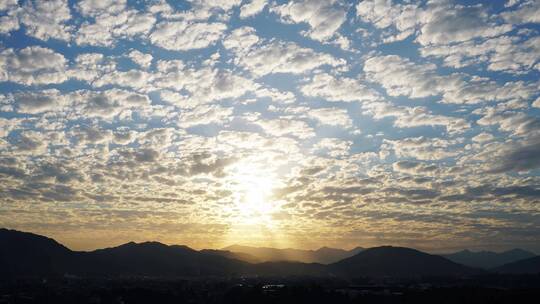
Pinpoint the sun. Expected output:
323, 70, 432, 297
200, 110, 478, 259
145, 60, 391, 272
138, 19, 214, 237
228, 161, 278, 224
221, 159, 294, 249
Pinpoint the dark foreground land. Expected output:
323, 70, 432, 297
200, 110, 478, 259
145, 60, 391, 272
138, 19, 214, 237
1, 274, 540, 304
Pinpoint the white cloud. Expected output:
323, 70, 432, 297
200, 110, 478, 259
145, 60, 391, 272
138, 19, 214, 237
240, 0, 267, 19
364, 55, 448, 99
20, 0, 72, 41
70, 89, 151, 119
92, 69, 154, 90
254, 118, 315, 139
416, 1, 512, 46
150, 21, 226, 51
0, 12, 19, 35
421, 35, 540, 74
12, 89, 68, 114
502, 0, 540, 24
153, 64, 257, 106
356, 0, 419, 42
0, 0, 19, 34
364, 55, 538, 104
190, 0, 242, 12
76, 9, 155, 47
128, 50, 153, 69
362, 101, 470, 134
178, 105, 234, 128
271, 0, 348, 42
308, 107, 352, 128
472, 132, 495, 143
313, 138, 351, 157
0, 46, 68, 85
76, 0, 127, 16
476, 107, 540, 137
232, 40, 345, 77
533, 97, 540, 108
383, 137, 461, 161
357, 0, 512, 45
301, 73, 380, 103
70, 53, 116, 83
222, 26, 259, 50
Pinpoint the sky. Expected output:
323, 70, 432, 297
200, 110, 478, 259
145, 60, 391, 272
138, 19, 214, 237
0, 0, 539, 253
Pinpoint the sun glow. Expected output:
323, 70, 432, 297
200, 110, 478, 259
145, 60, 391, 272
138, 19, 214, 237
230, 162, 278, 223
219, 157, 295, 249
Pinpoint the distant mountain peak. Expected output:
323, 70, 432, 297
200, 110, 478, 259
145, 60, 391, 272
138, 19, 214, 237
442, 248, 536, 269
330, 246, 480, 278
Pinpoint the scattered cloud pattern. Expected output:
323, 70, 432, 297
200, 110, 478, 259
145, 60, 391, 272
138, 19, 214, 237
0, 0, 539, 253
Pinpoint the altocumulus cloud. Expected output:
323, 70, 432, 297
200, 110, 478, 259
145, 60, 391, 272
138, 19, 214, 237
0, 0, 539, 252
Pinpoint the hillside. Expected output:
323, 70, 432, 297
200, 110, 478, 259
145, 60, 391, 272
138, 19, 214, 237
442, 249, 536, 269
330, 246, 481, 278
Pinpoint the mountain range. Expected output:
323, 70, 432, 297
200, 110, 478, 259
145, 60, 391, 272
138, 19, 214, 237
1, 228, 538, 279
494, 255, 540, 274
441, 248, 536, 269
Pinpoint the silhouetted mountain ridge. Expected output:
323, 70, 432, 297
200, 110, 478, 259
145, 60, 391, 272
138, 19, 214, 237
330, 246, 482, 277
199, 249, 261, 263
0, 228, 73, 277
4, 229, 533, 279
494, 255, 540, 274
442, 248, 536, 269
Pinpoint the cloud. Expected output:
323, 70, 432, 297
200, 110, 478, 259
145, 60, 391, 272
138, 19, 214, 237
69, 89, 151, 119
68, 125, 113, 146
416, 1, 512, 46
362, 101, 470, 134
70, 53, 116, 82
1, 0, 540, 252
393, 160, 438, 175
254, 118, 315, 139
313, 138, 351, 157
364, 55, 538, 104
271, 0, 348, 42
533, 97, 540, 108
364, 54, 457, 99
75, 0, 155, 47
472, 132, 495, 143
11, 89, 67, 114
307, 107, 352, 128
150, 21, 226, 51
0, 46, 68, 85
178, 105, 234, 128
502, 0, 540, 24
19, 0, 72, 41
476, 107, 540, 137
357, 0, 512, 45
301, 73, 380, 103
356, 0, 419, 42
190, 0, 242, 13
128, 50, 153, 69
240, 0, 267, 19
226, 34, 345, 76
154, 65, 258, 106
383, 136, 462, 161
488, 138, 540, 173
8, 130, 48, 155
222, 26, 259, 50
0, 0, 19, 34
92, 69, 153, 90
421, 35, 540, 74
76, 0, 127, 16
